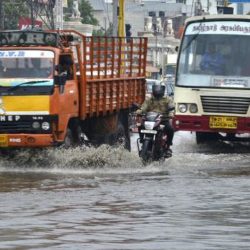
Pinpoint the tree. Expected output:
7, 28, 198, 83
79, 0, 98, 25
66, 0, 98, 26
0, 0, 55, 30
1, 1, 29, 30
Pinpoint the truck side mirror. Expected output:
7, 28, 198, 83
175, 46, 179, 52
54, 74, 67, 94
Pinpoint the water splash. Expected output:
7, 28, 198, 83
0, 145, 152, 172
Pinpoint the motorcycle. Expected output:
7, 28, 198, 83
136, 111, 172, 163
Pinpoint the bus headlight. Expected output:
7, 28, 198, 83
32, 121, 40, 129
189, 103, 198, 113
178, 103, 187, 113
42, 122, 50, 130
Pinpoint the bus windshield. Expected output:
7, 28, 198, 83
176, 21, 250, 89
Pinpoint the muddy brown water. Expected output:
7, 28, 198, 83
1, 132, 250, 250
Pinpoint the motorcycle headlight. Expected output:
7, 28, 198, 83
178, 103, 187, 113
42, 122, 50, 130
144, 121, 155, 130
189, 103, 198, 113
32, 121, 40, 129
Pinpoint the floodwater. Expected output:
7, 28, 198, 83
1, 132, 250, 250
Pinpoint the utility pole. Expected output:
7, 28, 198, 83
118, 0, 125, 37
112, 0, 125, 37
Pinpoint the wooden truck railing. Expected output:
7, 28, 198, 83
57, 30, 147, 119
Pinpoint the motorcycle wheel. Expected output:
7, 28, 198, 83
153, 134, 163, 160
140, 139, 151, 163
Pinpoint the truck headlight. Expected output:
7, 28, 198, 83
42, 122, 50, 130
32, 121, 40, 129
189, 103, 198, 113
178, 103, 187, 113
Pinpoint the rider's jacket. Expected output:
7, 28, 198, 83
136, 96, 174, 122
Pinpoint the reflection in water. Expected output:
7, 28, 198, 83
0, 132, 250, 250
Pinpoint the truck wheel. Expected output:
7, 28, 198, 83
72, 125, 83, 145
115, 123, 131, 151
63, 128, 74, 148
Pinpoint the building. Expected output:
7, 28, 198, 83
89, 0, 250, 78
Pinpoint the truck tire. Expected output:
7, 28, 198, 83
113, 123, 130, 151
72, 125, 83, 145
62, 128, 74, 148
118, 111, 131, 151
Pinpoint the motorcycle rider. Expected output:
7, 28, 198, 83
136, 82, 175, 155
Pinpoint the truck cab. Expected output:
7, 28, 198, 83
0, 30, 85, 148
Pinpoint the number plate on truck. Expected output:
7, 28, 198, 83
0, 135, 8, 147
209, 116, 237, 129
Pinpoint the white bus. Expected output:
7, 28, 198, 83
173, 15, 250, 143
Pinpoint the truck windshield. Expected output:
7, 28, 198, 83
0, 50, 54, 79
176, 21, 250, 89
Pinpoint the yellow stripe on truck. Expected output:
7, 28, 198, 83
2, 96, 50, 113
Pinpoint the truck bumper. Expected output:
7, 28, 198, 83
173, 115, 250, 134
0, 134, 56, 148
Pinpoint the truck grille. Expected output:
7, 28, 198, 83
0, 121, 33, 133
0, 122, 49, 134
201, 96, 250, 114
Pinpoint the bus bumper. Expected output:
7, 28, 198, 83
173, 115, 250, 134
0, 134, 56, 148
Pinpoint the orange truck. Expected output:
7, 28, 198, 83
0, 29, 147, 150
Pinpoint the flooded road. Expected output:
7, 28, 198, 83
1, 132, 250, 250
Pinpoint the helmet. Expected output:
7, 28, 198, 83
152, 83, 165, 99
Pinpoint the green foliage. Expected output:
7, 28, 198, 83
79, 0, 98, 26
65, 0, 99, 26
2, 1, 29, 30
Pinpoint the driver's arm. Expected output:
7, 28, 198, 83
136, 99, 150, 115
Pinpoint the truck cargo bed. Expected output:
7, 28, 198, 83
61, 31, 147, 119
